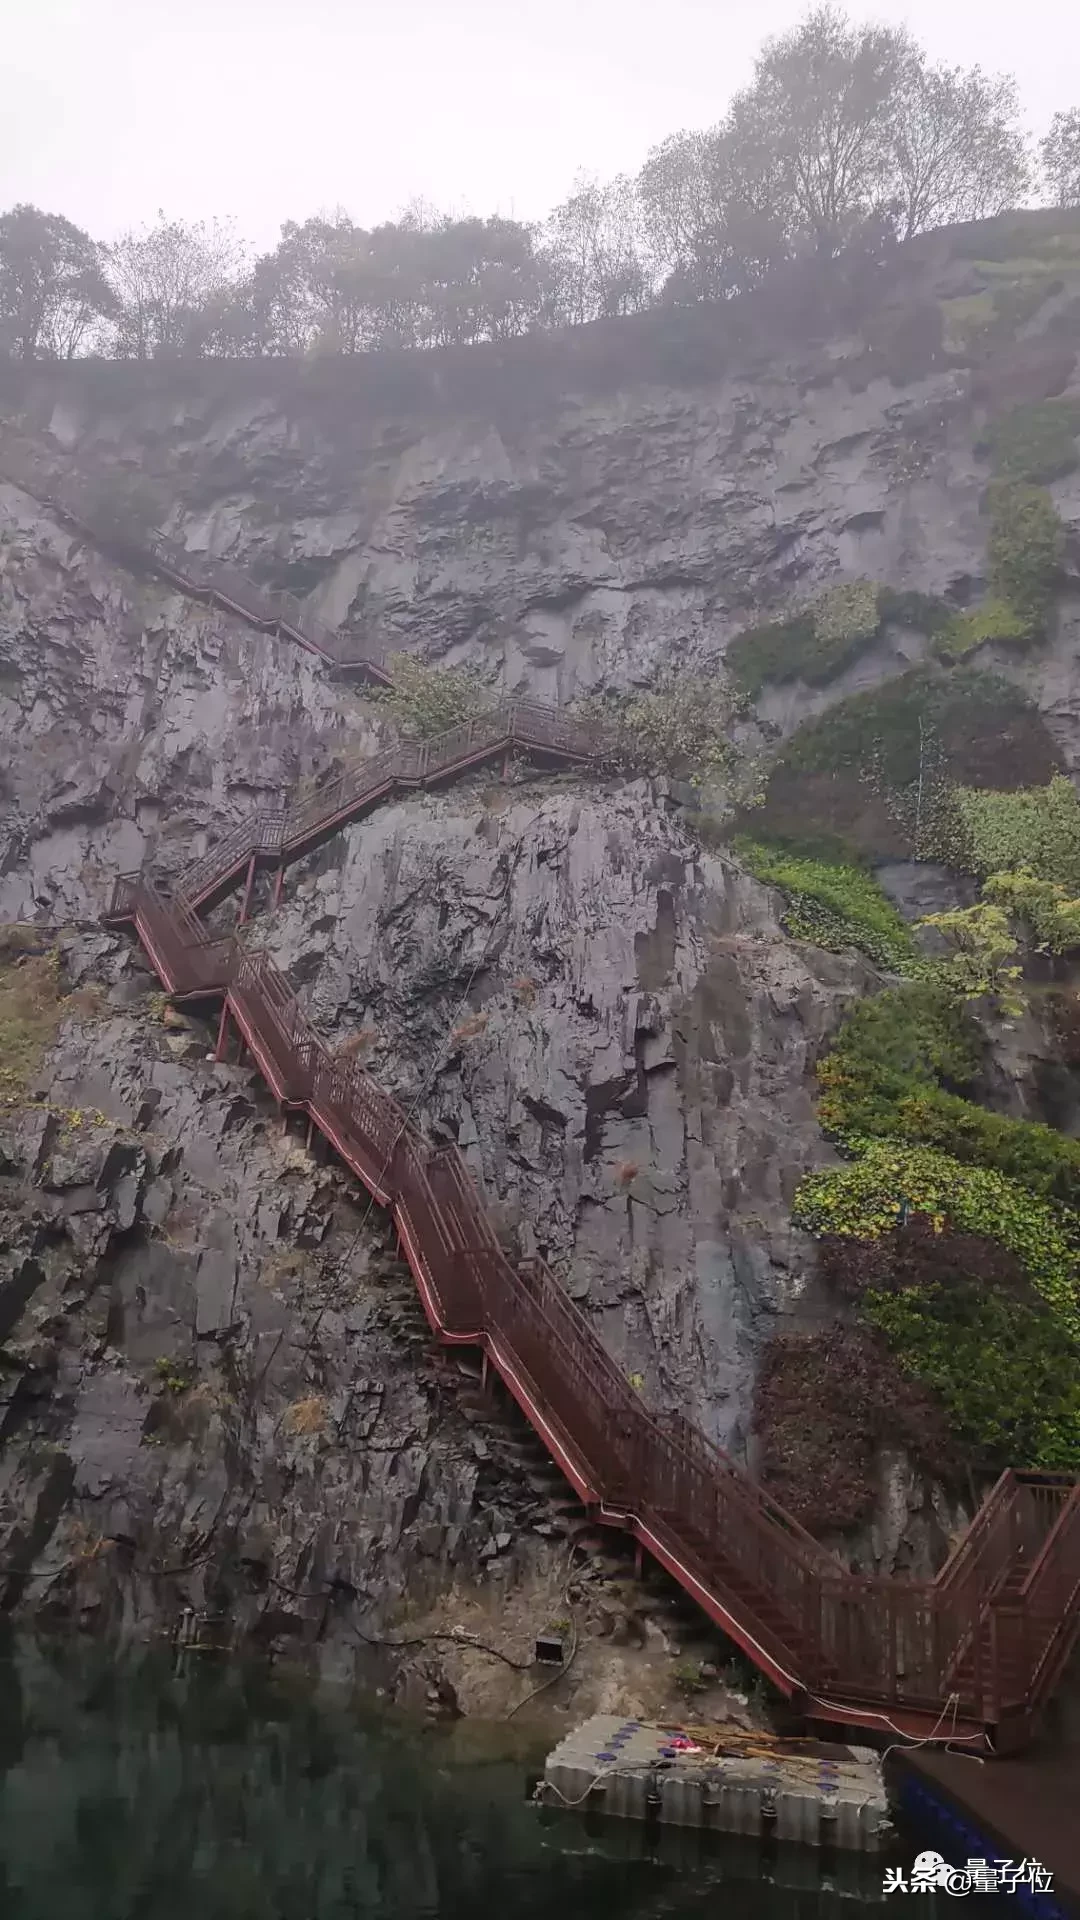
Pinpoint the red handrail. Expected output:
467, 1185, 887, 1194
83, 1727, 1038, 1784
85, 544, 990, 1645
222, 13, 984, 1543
24, 420, 1078, 1748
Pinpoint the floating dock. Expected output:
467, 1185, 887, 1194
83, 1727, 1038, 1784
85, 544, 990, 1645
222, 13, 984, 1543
538, 1714, 892, 1851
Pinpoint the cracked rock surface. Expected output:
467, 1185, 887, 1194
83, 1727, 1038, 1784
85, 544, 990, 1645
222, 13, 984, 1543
0, 257, 1078, 1672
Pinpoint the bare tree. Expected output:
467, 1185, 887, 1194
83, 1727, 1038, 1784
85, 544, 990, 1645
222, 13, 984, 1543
0, 205, 114, 360
891, 63, 1031, 239
1040, 109, 1080, 207
539, 173, 651, 326
734, 4, 915, 251
636, 130, 727, 281
107, 213, 244, 358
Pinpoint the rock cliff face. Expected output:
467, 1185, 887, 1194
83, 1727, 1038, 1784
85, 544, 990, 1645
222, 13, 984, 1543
1, 218, 1078, 1691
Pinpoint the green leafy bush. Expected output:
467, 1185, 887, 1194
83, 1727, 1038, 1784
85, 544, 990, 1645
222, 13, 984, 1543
374, 654, 495, 739
986, 480, 1065, 632
934, 598, 1034, 660
862, 1283, 1080, 1471
813, 580, 882, 652
894, 1088, 1080, 1205
983, 869, 1080, 953
816, 976, 1080, 1200
950, 776, 1080, 890
574, 672, 737, 786
979, 399, 1080, 485
780, 667, 1039, 789
725, 580, 882, 698
816, 980, 981, 1143
792, 1140, 1080, 1332
736, 840, 916, 970
817, 1218, 1080, 1471
917, 900, 1024, 1014
726, 613, 816, 697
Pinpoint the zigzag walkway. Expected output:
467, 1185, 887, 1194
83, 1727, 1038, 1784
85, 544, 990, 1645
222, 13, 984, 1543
0, 430, 390, 681
8, 420, 1079, 1751
106, 818, 1080, 1755
173, 699, 595, 914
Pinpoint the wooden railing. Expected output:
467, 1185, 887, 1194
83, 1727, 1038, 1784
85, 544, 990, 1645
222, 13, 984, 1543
105, 866, 1080, 1748
0, 431, 391, 679
14, 421, 1076, 1746
169, 701, 596, 910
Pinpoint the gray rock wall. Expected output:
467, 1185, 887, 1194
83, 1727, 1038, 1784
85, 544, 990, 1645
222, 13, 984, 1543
1, 255, 1078, 1668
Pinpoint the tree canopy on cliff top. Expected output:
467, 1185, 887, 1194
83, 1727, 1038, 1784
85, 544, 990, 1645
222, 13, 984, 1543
0, 6, 1071, 363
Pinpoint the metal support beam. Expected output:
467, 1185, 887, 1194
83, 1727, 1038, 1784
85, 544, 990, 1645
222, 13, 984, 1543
214, 1000, 230, 1062
238, 854, 256, 926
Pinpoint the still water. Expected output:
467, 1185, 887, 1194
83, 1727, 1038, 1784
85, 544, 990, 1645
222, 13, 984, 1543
0, 1634, 1011, 1919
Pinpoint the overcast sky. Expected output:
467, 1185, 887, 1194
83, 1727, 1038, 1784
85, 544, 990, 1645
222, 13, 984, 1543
4, 0, 1075, 251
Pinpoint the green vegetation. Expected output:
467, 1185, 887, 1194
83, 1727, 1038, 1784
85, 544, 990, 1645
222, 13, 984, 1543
750, 665, 1060, 865
0, 943, 65, 1102
815, 980, 980, 1140
816, 976, 1080, 1202
862, 1283, 1080, 1471
153, 1357, 195, 1396
793, 1140, 1080, 1334
978, 399, 1080, 486
726, 579, 882, 699
983, 870, 1080, 953
754, 1321, 954, 1531
575, 671, 738, 787
950, 775, 1080, 890
373, 654, 495, 740
935, 598, 1034, 660
780, 667, 1031, 787
986, 480, 1065, 633
735, 839, 916, 970
918, 899, 1023, 1015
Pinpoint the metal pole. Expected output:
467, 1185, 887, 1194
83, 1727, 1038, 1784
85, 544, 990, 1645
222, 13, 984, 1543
238, 854, 256, 926
214, 1000, 230, 1061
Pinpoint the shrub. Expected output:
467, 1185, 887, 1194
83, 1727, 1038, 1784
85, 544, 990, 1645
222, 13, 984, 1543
574, 672, 738, 787
735, 840, 916, 971
781, 667, 1038, 790
917, 900, 1024, 1014
753, 1325, 956, 1532
751, 667, 1059, 865
862, 1283, 1080, 1471
792, 1140, 1080, 1332
726, 613, 816, 698
725, 580, 882, 698
950, 776, 1080, 891
986, 480, 1065, 632
374, 654, 495, 739
893, 1088, 1080, 1205
813, 580, 882, 654
983, 869, 1080, 953
816, 977, 1080, 1201
934, 598, 1035, 660
979, 399, 1080, 485
816, 980, 981, 1145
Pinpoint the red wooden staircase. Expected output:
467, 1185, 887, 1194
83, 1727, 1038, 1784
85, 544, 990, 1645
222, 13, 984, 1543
6, 420, 1078, 1753
105, 873, 1080, 1754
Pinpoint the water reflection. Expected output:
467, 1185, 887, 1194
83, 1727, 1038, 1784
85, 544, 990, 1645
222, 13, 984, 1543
0, 1633, 959, 1918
